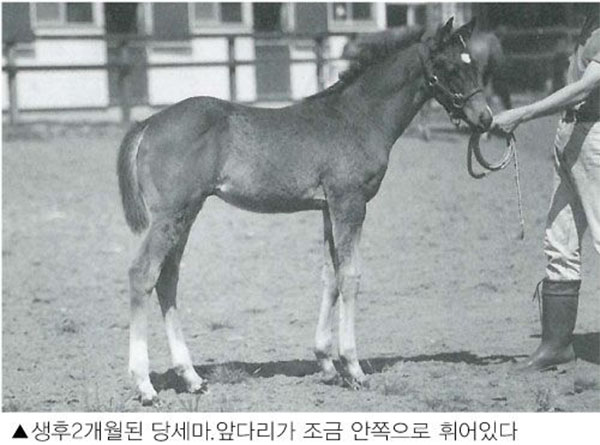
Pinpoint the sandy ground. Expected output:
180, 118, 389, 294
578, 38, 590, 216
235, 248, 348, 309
2, 115, 599, 412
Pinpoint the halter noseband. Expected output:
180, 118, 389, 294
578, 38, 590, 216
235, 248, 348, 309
419, 43, 482, 121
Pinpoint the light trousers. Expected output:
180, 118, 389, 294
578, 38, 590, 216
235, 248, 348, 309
544, 119, 600, 281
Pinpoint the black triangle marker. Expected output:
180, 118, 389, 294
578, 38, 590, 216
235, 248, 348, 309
12, 425, 28, 439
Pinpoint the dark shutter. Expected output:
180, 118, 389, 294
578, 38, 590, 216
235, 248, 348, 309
105, 3, 148, 105
221, 3, 242, 24
2, 3, 34, 43
105, 3, 139, 33
66, 3, 93, 24
385, 5, 407, 27
152, 3, 189, 40
253, 3, 282, 31
294, 3, 328, 34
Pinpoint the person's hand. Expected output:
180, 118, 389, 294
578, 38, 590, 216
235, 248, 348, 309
491, 108, 528, 134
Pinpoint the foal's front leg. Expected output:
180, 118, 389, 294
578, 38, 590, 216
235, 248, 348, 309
314, 208, 341, 384
330, 196, 367, 388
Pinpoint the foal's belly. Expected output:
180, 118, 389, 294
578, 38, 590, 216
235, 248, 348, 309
214, 178, 327, 213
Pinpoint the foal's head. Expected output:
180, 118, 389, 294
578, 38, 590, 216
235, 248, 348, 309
421, 18, 492, 132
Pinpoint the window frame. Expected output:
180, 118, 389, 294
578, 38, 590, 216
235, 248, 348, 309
189, 2, 251, 32
31, 3, 102, 34
328, 2, 378, 31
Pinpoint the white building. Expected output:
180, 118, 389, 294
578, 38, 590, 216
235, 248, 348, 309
2, 2, 471, 117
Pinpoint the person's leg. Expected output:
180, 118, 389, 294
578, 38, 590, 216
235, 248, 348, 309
570, 121, 600, 256
521, 120, 586, 372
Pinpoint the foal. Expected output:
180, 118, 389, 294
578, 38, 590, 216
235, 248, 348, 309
118, 18, 491, 405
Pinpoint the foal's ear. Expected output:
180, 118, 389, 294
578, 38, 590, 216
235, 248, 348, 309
453, 18, 477, 44
436, 17, 454, 44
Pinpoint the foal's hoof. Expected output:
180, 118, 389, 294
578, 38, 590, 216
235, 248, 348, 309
138, 384, 159, 406
179, 368, 208, 395
321, 371, 342, 386
188, 379, 209, 395
141, 394, 161, 407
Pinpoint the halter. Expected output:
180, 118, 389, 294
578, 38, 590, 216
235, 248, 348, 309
418, 43, 482, 122
426, 74, 482, 114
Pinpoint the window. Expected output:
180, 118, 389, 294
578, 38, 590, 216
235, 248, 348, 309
65, 3, 93, 23
192, 2, 244, 27
35, 3, 61, 24
33, 3, 95, 27
331, 2, 374, 24
193, 2, 217, 23
220, 3, 242, 23
351, 3, 372, 21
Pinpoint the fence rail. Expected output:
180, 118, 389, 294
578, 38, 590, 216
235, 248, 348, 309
2, 32, 358, 125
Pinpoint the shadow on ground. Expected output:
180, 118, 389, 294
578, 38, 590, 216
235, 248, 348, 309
150, 350, 525, 394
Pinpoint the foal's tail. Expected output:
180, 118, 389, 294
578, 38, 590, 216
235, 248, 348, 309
117, 122, 149, 234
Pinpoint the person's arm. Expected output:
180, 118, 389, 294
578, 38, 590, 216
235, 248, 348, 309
493, 58, 600, 134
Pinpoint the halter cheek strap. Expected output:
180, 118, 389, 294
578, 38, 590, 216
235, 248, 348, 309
426, 75, 482, 110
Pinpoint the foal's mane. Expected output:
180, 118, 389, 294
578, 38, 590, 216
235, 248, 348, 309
306, 26, 426, 101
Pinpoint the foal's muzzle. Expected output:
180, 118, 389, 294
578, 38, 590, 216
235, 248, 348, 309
460, 93, 493, 133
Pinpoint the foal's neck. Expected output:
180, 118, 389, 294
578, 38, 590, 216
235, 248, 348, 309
338, 44, 429, 149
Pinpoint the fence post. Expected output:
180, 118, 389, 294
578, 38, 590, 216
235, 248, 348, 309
228, 36, 237, 102
6, 43, 19, 125
315, 35, 325, 92
117, 41, 131, 125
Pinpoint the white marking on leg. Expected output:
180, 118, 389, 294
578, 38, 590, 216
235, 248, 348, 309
330, 199, 366, 386
128, 218, 190, 403
128, 268, 157, 403
156, 223, 205, 393
315, 264, 339, 378
338, 267, 364, 381
164, 307, 204, 391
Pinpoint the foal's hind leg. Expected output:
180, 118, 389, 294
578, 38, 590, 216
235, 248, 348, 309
128, 213, 191, 405
314, 208, 340, 384
156, 222, 205, 395
329, 195, 367, 388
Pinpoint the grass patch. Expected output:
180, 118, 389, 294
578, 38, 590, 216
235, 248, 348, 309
423, 394, 473, 412
82, 384, 136, 412
207, 321, 233, 331
58, 318, 80, 334
207, 365, 249, 385
380, 378, 408, 397
178, 394, 204, 412
3, 400, 26, 412
534, 387, 555, 412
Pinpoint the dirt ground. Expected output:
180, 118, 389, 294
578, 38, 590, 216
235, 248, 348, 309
2, 114, 599, 412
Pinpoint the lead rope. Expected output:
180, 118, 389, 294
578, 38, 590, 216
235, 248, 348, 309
532, 278, 544, 327
512, 136, 525, 240
468, 133, 525, 239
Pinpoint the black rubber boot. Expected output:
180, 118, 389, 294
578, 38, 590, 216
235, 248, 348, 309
519, 279, 580, 372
